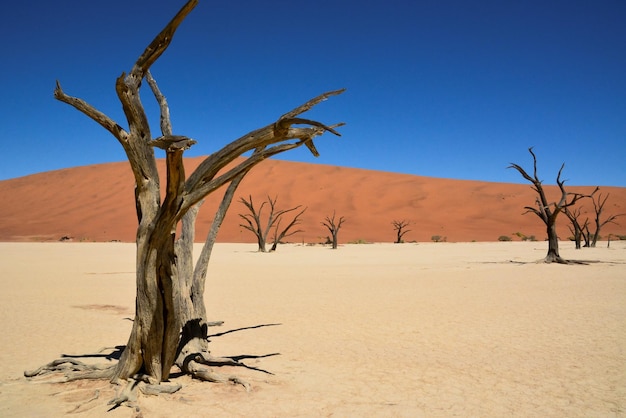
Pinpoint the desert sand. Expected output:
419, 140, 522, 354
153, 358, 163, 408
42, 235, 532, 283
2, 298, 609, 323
0, 241, 625, 417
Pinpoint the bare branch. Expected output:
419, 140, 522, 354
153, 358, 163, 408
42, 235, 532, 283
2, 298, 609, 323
193, 171, 249, 286
54, 81, 128, 142
185, 90, 345, 197
181, 122, 340, 212
145, 71, 173, 136
507, 162, 537, 185
131, 0, 199, 80
528, 146, 539, 181
279, 89, 346, 120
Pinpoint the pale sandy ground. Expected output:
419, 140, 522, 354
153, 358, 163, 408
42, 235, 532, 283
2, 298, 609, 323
0, 241, 625, 417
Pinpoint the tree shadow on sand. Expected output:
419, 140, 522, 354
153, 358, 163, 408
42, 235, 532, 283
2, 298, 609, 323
477, 259, 626, 266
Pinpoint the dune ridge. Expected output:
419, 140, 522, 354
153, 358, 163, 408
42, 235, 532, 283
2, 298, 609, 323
1, 158, 624, 243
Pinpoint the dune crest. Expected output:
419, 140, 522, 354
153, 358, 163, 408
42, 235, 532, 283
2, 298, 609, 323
0, 158, 624, 243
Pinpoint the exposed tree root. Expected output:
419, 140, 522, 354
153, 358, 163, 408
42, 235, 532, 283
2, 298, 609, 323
543, 256, 590, 265
25, 344, 276, 411
107, 375, 182, 410
185, 359, 251, 392
24, 358, 115, 382
178, 350, 280, 392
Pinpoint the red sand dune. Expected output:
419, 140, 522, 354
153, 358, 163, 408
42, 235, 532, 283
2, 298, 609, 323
1, 157, 624, 243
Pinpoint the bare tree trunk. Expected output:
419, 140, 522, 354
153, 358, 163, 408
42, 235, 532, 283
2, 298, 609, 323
583, 224, 591, 248
239, 196, 306, 252
589, 192, 624, 248
545, 222, 561, 263
322, 211, 345, 249
509, 148, 594, 264
27, 0, 345, 405
564, 206, 588, 250
270, 206, 306, 251
392, 220, 411, 244
239, 195, 269, 251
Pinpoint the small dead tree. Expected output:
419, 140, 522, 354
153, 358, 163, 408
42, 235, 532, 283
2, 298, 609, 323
270, 208, 307, 251
588, 192, 623, 247
564, 206, 589, 249
392, 220, 411, 243
322, 211, 345, 249
239, 195, 306, 252
508, 148, 594, 263
26, 0, 344, 409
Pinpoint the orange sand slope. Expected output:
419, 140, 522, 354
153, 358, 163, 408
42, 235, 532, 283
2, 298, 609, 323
1, 158, 624, 243
0, 242, 625, 417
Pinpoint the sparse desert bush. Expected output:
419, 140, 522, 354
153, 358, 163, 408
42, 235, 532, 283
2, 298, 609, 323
431, 235, 446, 243
498, 235, 512, 242
348, 238, 370, 244
513, 232, 525, 240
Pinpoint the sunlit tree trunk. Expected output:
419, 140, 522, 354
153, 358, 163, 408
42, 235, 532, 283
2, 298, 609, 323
42, 0, 344, 401
509, 148, 594, 264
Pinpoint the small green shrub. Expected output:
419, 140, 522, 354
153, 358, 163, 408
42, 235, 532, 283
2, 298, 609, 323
431, 235, 442, 243
498, 235, 512, 242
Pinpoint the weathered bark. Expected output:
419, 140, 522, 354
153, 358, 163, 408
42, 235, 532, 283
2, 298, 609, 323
27, 0, 345, 406
509, 148, 594, 263
322, 211, 345, 249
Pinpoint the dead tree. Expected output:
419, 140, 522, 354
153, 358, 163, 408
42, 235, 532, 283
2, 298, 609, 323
25, 0, 344, 407
588, 192, 623, 247
508, 148, 594, 263
564, 206, 589, 249
392, 220, 412, 243
269, 207, 307, 251
322, 211, 345, 249
239, 195, 306, 252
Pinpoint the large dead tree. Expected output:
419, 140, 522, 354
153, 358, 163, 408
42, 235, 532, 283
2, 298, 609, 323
322, 211, 346, 249
26, 0, 344, 408
588, 192, 623, 247
508, 148, 594, 263
239, 195, 306, 252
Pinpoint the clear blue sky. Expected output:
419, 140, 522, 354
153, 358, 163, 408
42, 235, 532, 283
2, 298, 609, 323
1, 0, 624, 186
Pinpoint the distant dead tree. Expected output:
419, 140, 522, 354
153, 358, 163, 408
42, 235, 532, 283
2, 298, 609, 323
588, 192, 623, 247
392, 220, 411, 243
322, 211, 346, 249
508, 147, 595, 263
25, 0, 344, 408
239, 195, 306, 252
564, 206, 589, 249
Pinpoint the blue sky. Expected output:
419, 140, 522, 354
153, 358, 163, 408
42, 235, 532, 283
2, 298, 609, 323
1, 0, 624, 186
